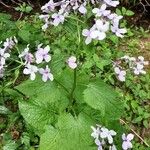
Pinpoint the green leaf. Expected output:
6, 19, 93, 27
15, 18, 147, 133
83, 80, 123, 119
25, 6, 33, 13
122, 7, 127, 15
16, 78, 69, 133
0, 13, 11, 21
3, 140, 18, 150
40, 113, 95, 150
50, 51, 66, 75
0, 106, 10, 114
126, 10, 134, 16
116, 8, 122, 15
18, 29, 31, 42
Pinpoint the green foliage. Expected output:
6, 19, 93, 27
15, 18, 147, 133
40, 113, 95, 150
116, 7, 135, 16
83, 80, 123, 119
16, 77, 69, 133
15, 3, 33, 14
0, 2, 150, 150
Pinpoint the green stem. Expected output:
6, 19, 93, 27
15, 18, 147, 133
70, 69, 77, 103
66, 16, 85, 24
2, 79, 5, 102
12, 87, 27, 98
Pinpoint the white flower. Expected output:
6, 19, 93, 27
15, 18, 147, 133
95, 20, 110, 32
91, 126, 100, 139
90, 30, 106, 41
23, 64, 38, 80
39, 15, 50, 31
138, 56, 149, 65
92, 4, 110, 17
35, 44, 51, 64
122, 133, 134, 150
104, 0, 119, 7
39, 65, 54, 82
67, 56, 77, 69
108, 13, 123, 20
0, 65, 4, 78
100, 127, 116, 144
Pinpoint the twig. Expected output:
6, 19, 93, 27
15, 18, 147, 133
120, 119, 150, 147
139, 0, 148, 14
145, 0, 150, 6
0, 0, 11, 8
11, 0, 19, 5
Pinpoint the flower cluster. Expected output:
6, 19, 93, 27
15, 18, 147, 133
91, 125, 117, 150
19, 44, 53, 82
40, 0, 126, 44
91, 125, 134, 150
0, 37, 18, 78
113, 55, 149, 82
83, 1, 126, 44
67, 56, 77, 69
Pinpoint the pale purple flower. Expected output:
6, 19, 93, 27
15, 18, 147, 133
100, 127, 116, 144
78, 3, 87, 14
92, 4, 110, 17
3, 37, 17, 50
104, 0, 119, 7
0, 48, 10, 65
39, 65, 54, 82
108, 13, 123, 21
19, 44, 34, 64
111, 25, 127, 38
35, 44, 51, 64
133, 63, 146, 75
67, 56, 77, 69
95, 139, 103, 150
41, 0, 56, 13
82, 28, 94, 45
23, 64, 38, 80
122, 133, 134, 150
114, 67, 126, 82
51, 13, 65, 26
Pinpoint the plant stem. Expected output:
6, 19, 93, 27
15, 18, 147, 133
67, 16, 84, 24
12, 87, 28, 99
70, 69, 77, 103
